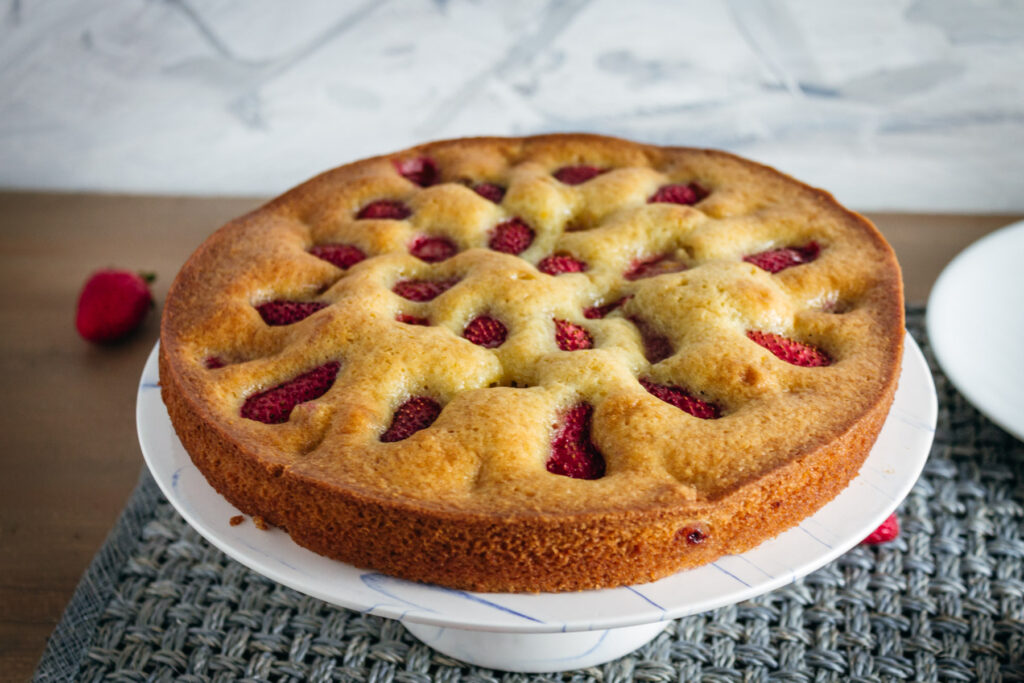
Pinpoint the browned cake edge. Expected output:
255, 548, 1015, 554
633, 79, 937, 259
158, 133, 905, 592
159, 343, 897, 592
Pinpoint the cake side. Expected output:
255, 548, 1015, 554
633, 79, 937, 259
160, 337, 898, 592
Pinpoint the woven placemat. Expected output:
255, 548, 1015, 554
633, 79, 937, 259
35, 308, 1024, 682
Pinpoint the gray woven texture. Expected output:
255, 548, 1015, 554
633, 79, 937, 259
35, 308, 1024, 682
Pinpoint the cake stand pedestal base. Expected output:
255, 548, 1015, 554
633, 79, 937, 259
402, 619, 668, 673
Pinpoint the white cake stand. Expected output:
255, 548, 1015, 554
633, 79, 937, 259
137, 335, 936, 673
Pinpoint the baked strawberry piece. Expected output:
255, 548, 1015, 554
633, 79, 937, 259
410, 236, 457, 263
624, 256, 687, 281
381, 397, 442, 442
584, 296, 631, 319
256, 301, 327, 326
538, 254, 587, 275
395, 157, 439, 187
640, 379, 719, 419
241, 362, 341, 424
309, 244, 366, 270
744, 242, 820, 274
357, 200, 411, 220
396, 314, 429, 326
393, 278, 459, 302
554, 319, 592, 351
747, 331, 831, 367
473, 183, 506, 203
463, 316, 507, 348
489, 218, 534, 255
547, 403, 605, 479
553, 165, 606, 185
648, 183, 707, 205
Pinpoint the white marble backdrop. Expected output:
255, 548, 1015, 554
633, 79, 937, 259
2, 0, 1023, 211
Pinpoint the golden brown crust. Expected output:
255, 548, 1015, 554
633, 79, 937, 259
159, 133, 903, 592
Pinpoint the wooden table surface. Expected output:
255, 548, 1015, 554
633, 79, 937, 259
1, 190, 1020, 680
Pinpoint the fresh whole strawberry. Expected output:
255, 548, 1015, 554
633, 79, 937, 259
75, 269, 155, 343
862, 512, 900, 544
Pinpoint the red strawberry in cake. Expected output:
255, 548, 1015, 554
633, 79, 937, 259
554, 319, 592, 351
747, 331, 831, 367
241, 362, 341, 424
463, 316, 508, 348
547, 403, 605, 479
744, 242, 820, 274
256, 301, 327, 326
381, 396, 442, 442
553, 165, 606, 185
489, 218, 534, 255
472, 183, 506, 203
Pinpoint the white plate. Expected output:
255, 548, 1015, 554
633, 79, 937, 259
928, 219, 1024, 443
137, 336, 935, 635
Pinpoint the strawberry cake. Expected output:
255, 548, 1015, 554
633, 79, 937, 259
159, 134, 904, 592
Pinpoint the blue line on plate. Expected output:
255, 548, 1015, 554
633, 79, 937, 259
573, 628, 610, 659
732, 554, 774, 580
360, 573, 440, 613
428, 586, 545, 623
799, 525, 833, 549
625, 586, 666, 613
712, 561, 752, 587
361, 573, 542, 623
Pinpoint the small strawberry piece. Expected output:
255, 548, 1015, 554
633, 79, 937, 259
463, 315, 507, 348
862, 513, 899, 544
538, 254, 587, 275
381, 396, 442, 442
630, 317, 673, 363
410, 235, 457, 263
747, 330, 831, 367
648, 183, 707, 205
553, 165, 606, 185
584, 296, 632, 319
547, 403, 605, 480
640, 379, 719, 419
676, 527, 707, 545
396, 313, 429, 326
744, 242, 820, 274
241, 361, 341, 424
357, 199, 411, 220
624, 255, 687, 281
204, 356, 225, 369
489, 217, 535, 255
75, 269, 155, 343
256, 300, 327, 326
393, 278, 459, 302
473, 183, 506, 203
395, 156, 439, 187
309, 243, 366, 270
554, 319, 592, 351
